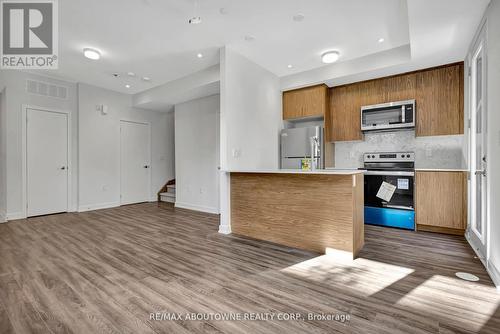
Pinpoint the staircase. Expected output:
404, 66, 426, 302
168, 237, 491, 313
159, 180, 176, 203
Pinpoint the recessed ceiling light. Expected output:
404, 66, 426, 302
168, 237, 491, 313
83, 48, 101, 60
287, 64, 293, 69
197, 53, 203, 58
378, 38, 385, 43
142, 76, 151, 82
244, 35, 256, 42
321, 50, 340, 64
293, 14, 305, 22
127, 72, 136, 77
125, 84, 131, 89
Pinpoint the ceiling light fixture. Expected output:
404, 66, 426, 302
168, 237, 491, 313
378, 38, 385, 43
125, 84, 131, 88
293, 14, 305, 22
83, 48, 101, 60
127, 72, 136, 77
197, 53, 203, 58
142, 77, 151, 82
321, 50, 340, 64
287, 64, 293, 69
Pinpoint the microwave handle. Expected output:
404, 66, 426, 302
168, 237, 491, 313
401, 105, 405, 123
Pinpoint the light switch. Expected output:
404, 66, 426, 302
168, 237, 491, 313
232, 149, 241, 158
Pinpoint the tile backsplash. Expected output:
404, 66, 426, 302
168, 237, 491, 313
334, 130, 467, 169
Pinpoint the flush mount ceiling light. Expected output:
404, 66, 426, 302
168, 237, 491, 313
378, 37, 385, 43
197, 53, 203, 58
142, 76, 151, 82
287, 64, 293, 69
125, 84, 131, 89
321, 50, 340, 64
127, 72, 136, 77
83, 48, 101, 60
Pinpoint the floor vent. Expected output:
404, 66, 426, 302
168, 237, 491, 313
455, 272, 480, 282
26, 79, 68, 100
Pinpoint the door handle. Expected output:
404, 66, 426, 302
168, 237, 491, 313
475, 170, 486, 176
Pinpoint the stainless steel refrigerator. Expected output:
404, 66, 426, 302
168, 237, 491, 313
280, 126, 324, 169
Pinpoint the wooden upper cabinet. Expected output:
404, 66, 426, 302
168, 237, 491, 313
328, 84, 363, 142
282, 84, 328, 120
416, 64, 464, 136
415, 171, 467, 234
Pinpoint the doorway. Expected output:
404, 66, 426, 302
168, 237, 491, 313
120, 120, 151, 205
26, 108, 69, 217
468, 24, 488, 259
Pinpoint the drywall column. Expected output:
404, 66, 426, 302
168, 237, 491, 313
218, 47, 282, 233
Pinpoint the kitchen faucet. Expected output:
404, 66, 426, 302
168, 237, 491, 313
309, 136, 320, 171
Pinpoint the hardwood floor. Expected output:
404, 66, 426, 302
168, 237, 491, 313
0, 202, 499, 334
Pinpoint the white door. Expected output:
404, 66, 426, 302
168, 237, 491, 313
120, 121, 151, 205
468, 29, 488, 258
27, 109, 68, 217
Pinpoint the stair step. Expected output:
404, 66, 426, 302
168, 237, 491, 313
160, 192, 175, 203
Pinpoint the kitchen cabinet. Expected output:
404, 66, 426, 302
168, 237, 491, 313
415, 171, 467, 235
325, 62, 463, 142
416, 64, 464, 136
282, 84, 328, 120
328, 84, 363, 142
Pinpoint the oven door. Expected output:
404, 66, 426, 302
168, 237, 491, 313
364, 170, 415, 230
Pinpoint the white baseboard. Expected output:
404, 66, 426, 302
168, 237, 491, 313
218, 224, 231, 234
6, 212, 26, 221
78, 202, 120, 213
0, 212, 6, 223
487, 260, 500, 291
174, 202, 219, 214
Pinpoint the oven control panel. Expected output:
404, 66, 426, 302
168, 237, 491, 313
363, 152, 415, 162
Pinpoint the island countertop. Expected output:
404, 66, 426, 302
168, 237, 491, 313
224, 169, 364, 175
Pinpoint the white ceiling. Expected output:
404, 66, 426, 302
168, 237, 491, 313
40, 0, 489, 95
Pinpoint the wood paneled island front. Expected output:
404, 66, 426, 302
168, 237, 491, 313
226, 170, 365, 258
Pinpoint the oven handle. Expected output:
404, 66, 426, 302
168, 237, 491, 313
364, 170, 414, 176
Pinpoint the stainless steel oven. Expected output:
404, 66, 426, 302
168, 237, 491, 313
363, 152, 415, 230
361, 100, 415, 132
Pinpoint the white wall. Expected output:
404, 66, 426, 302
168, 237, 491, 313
78, 83, 174, 211
0, 89, 6, 222
0, 71, 78, 219
218, 47, 282, 234
174, 94, 220, 214
484, 0, 500, 287
220, 47, 282, 170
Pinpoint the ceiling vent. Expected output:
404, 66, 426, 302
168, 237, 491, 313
26, 79, 68, 100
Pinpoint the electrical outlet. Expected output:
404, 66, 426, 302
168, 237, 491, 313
425, 147, 432, 158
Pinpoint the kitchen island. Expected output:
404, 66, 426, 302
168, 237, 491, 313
220, 170, 365, 259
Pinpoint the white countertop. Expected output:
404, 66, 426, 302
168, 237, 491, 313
415, 168, 468, 172
224, 169, 364, 175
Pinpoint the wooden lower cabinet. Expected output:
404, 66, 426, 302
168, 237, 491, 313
415, 171, 467, 235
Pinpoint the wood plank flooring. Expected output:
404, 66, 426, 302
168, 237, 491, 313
0, 202, 499, 334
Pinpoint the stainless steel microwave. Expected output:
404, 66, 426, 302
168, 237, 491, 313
361, 99, 415, 132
